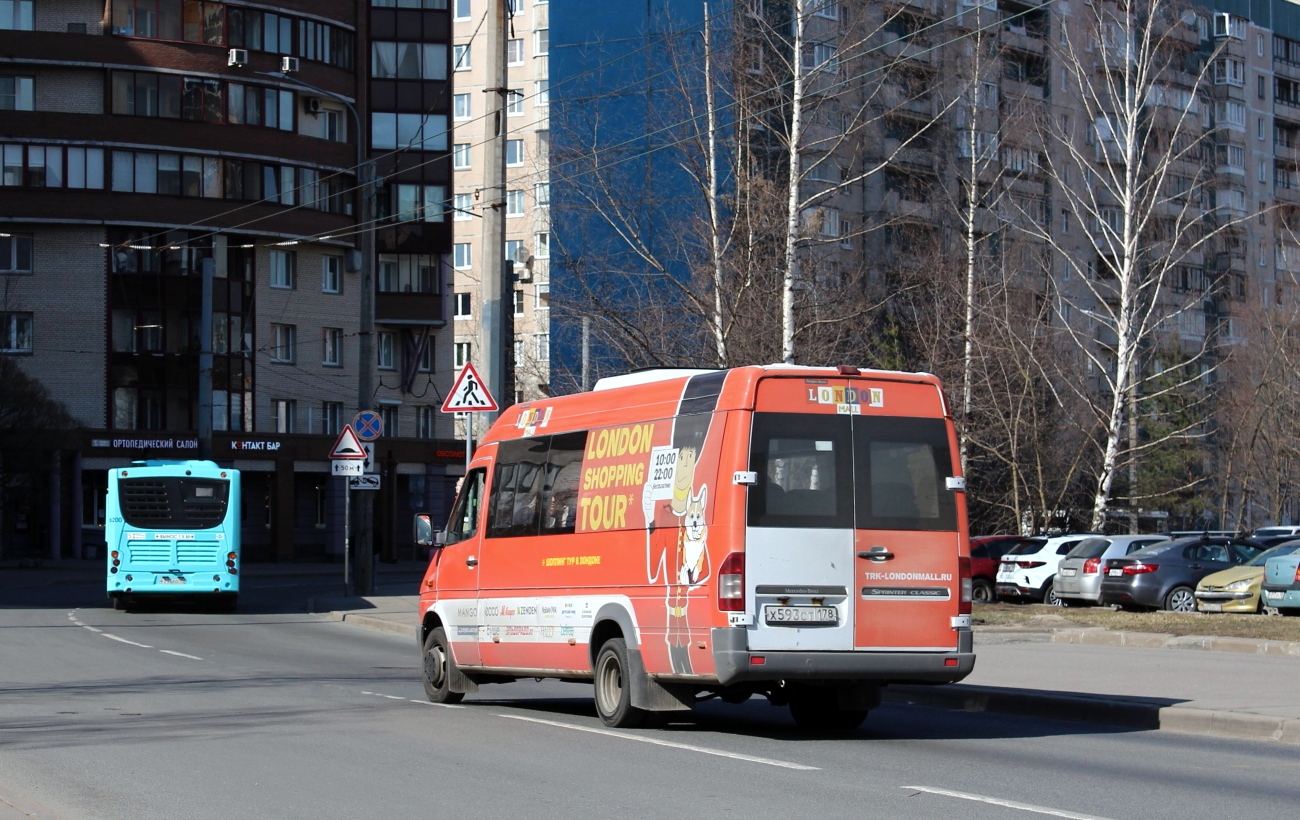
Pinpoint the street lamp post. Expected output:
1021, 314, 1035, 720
259, 71, 377, 594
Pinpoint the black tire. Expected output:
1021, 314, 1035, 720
217, 594, 238, 614
593, 637, 649, 728
788, 686, 869, 733
422, 627, 465, 704
1164, 585, 1196, 613
112, 595, 126, 611
971, 578, 995, 604
1043, 580, 1063, 607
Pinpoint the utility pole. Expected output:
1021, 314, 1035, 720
355, 158, 377, 596
479, 0, 508, 414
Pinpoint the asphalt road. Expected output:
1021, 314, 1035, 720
2, 572, 1299, 820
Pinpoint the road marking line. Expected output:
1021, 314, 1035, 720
102, 634, 152, 649
502, 715, 820, 770
83, 626, 103, 633
159, 650, 203, 660
903, 786, 1116, 819
410, 700, 465, 709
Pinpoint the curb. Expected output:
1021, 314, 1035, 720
884, 683, 1300, 745
1050, 627, 1300, 656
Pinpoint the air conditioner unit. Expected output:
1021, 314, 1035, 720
304, 97, 322, 115
281, 56, 300, 73
228, 48, 249, 67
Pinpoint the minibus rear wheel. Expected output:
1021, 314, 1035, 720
594, 637, 649, 728
422, 627, 465, 704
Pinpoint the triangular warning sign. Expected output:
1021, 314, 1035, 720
329, 425, 368, 459
442, 362, 498, 412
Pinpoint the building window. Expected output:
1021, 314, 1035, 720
506, 190, 524, 216
321, 401, 343, 435
453, 142, 472, 169
454, 0, 471, 21
1, 233, 33, 274
506, 89, 524, 116
323, 327, 342, 366
419, 338, 434, 372
453, 44, 471, 71
372, 42, 448, 81
453, 93, 471, 121
322, 256, 341, 293
507, 38, 524, 65
390, 183, 446, 222
802, 42, 838, 73
371, 112, 448, 151
506, 138, 525, 166
534, 180, 550, 207
273, 399, 296, 433
454, 341, 471, 368
377, 331, 396, 369
513, 289, 524, 316
536, 232, 550, 258
535, 282, 549, 315
377, 254, 440, 294
1, 311, 33, 353
418, 406, 437, 439
0, 76, 33, 110
454, 243, 472, 268
270, 250, 296, 289
535, 78, 549, 107
1, 1, 32, 30
534, 333, 549, 361
454, 292, 472, 318
380, 406, 399, 437
535, 28, 549, 56
506, 239, 523, 263
454, 192, 473, 220
271, 323, 296, 363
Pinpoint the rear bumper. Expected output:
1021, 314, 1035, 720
1262, 586, 1300, 609
710, 627, 975, 687
996, 582, 1043, 601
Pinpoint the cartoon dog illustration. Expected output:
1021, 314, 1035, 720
678, 485, 709, 587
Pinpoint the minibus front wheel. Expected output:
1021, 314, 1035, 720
594, 637, 650, 729
422, 627, 466, 704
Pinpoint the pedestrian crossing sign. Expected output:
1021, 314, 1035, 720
442, 362, 498, 412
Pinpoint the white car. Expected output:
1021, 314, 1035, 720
996, 534, 1097, 606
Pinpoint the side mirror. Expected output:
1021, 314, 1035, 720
414, 513, 435, 547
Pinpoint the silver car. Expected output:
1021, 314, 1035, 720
1055, 535, 1169, 605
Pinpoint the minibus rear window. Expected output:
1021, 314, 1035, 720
748, 413, 957, 532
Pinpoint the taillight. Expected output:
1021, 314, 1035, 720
1083, 557, 1100, 574
1015, 561, 1046, 569
958, 557, 972, 615
718, 552, 744, 612
1294, 564, 1300, 583
1122, 563, 1159, 575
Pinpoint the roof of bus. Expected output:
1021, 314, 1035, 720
481, 364, 944, 446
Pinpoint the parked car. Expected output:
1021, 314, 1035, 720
1261, 544, 1300, 615
970, 535, 1041, 604
1251, 526, 1300, 538
1196, 540, 1300, 614
996, 534, 1096, 606
1055, 534, 1169, 606
1099, 536, 1267, 612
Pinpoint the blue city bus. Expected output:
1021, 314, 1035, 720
106, 460, 241, 612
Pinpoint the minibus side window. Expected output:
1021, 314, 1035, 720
487, 437, 551, 538
540, 431, 587, 535
748, 413, 853, 529
444, 468, 486, 544
853, 417, 957, 532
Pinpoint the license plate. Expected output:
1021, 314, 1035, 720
1201, 603, 1223, 612
764, 605, 837, 625
158, 576, 186, 585
1060, 568, 1076, 577
1107, 568, 1124, 577
1267, 590, 1283, 600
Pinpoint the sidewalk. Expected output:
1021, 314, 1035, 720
310, 589, 1300, 745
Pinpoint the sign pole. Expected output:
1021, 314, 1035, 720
466, 412, 473, 476
343, 480, 352, 597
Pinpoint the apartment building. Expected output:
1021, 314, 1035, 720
450, 0, 551, 410
0, 0, 459, 561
